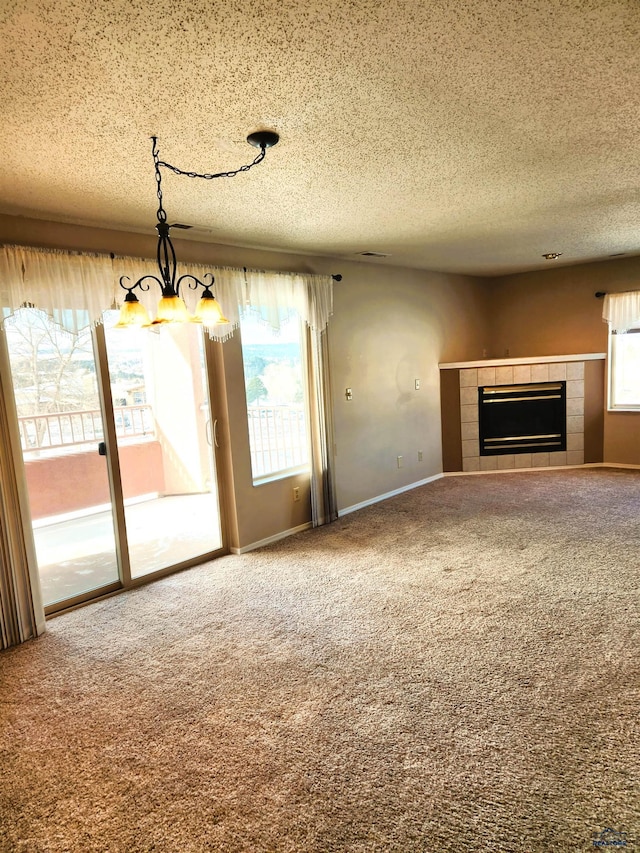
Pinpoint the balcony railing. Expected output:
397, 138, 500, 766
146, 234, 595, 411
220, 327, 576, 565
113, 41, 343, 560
18, 403, 307, 477
18, 405, 154, 452
246, 405, 308, 479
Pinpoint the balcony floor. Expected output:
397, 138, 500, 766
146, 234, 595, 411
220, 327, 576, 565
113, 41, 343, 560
34, 493, 223, 607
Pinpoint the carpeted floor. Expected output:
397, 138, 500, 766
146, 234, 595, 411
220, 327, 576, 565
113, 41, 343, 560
1, 468, 638, 852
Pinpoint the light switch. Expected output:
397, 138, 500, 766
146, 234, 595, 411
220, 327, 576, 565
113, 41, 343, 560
345, 388, 353, 401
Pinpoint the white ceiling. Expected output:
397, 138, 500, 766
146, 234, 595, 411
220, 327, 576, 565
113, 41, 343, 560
0, 0, 638, 276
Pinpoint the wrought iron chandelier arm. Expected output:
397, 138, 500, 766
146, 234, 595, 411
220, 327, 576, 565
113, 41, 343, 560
175, 273, 215, 297
119, 274, 162, 294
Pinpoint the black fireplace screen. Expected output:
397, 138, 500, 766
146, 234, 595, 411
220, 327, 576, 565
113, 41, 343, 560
479, 382, 567, 456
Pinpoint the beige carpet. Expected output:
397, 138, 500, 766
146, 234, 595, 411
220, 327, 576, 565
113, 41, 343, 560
1, 468, 638, 852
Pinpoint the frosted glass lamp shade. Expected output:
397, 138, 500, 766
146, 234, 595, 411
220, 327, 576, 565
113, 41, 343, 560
193, 293, 230, 327
155, 295, 191, 323
115, 295, 151, 327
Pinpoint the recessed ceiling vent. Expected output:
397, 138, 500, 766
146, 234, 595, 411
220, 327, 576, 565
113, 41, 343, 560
357, 251, 390, 258
171, 224, 218, 235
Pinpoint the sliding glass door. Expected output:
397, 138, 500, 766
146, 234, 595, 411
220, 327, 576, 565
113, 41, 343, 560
102, 312, 223, 578
3, 309, 226, 612
3, 310, 120, 607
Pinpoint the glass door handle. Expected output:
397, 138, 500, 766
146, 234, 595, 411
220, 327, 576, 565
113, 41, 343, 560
213, 419, 220, 448
98, 441, 107, 456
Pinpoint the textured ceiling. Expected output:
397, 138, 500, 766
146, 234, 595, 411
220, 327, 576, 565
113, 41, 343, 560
0, 0, 639, 276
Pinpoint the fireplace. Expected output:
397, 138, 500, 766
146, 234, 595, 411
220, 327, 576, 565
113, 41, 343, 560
438, 355, 600, 472
479, 381, 567, 456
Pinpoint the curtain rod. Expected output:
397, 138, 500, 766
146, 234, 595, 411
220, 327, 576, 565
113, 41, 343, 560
595, 289, 639, 298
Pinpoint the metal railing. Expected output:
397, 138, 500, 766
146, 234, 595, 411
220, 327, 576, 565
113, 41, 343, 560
18, 405, 154, 452
18, 403, 307, 477
246, 405, 309, 478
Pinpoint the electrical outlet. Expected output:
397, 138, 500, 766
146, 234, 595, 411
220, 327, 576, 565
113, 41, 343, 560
397, 455, 403, 469
418, 450, 423, 462
292, 486, 300, 502
415, 379, 420, 390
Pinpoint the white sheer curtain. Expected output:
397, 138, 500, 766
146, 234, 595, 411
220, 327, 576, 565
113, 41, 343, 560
602, 290, 640, 332
240, 268, 337, 527
0, 245, 335, 341
241, 268, 333, 331
0, 246, 115, 334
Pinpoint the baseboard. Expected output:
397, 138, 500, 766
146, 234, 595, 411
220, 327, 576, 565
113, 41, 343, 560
443, 462, 640, 477
231, 522, 313, 554
588, 462, 640, 470
231, 463, 640, 549
338, 474, 444, 517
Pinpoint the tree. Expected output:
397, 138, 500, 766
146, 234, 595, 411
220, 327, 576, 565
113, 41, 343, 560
246, 376, 267, 405
244, 353, 267, 381
5, 310, 100, 445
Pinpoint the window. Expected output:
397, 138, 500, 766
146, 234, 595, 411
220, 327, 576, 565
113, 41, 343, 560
609, 329, 640, 410
240, 312, 310, 482
603, 291, 640, 412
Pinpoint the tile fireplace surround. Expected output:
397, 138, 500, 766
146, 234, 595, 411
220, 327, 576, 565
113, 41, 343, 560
439, 354, 606, 473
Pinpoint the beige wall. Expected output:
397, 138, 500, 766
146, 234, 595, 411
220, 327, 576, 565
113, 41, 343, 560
0, 215, 490, 547
328, 262, 488, 510
487, 256, 640, 465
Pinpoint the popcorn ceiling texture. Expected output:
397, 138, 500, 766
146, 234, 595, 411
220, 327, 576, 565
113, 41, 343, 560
0, 0, 639, 274
0, 468, 638, 851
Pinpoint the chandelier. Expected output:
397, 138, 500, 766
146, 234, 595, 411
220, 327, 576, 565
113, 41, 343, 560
116, 131, 279, 328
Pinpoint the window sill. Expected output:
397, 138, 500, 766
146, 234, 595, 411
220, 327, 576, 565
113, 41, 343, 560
252, 466, 310, 487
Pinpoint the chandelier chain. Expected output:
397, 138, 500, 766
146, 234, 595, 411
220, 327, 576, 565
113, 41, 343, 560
157, 146, 267, 181
152, 137, 167, 224
151, 135, 268, 223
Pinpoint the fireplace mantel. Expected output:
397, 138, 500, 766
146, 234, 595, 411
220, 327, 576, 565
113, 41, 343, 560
440, 353, 605, 370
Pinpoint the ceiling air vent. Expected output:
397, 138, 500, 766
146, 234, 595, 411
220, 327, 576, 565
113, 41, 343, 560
357, 251, 390, 258
171, 224, 221, 235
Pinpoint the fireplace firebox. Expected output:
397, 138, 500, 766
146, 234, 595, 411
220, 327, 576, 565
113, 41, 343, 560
479, 382, 566, 456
